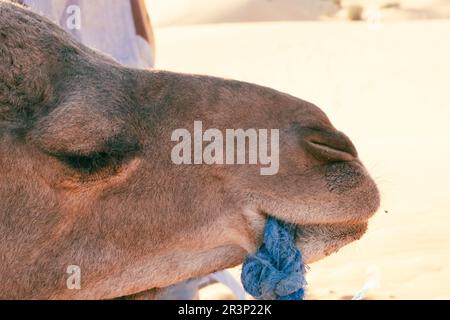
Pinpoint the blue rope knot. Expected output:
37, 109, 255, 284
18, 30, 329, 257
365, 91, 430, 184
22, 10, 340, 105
241, 216, 307, 300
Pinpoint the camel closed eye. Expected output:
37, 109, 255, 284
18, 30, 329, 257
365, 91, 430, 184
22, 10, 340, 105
51, 137, 142, 181
56, 151, 125, 175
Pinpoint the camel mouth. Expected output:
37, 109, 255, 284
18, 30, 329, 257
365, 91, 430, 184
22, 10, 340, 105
256, 159, 379, 263
260, 207, 371, 264
293, 221, 369, 263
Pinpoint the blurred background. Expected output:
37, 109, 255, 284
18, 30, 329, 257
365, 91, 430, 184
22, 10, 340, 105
145, 0, 450, 299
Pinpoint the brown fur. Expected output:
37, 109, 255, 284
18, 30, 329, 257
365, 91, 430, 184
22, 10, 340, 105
0, 1, 379, 299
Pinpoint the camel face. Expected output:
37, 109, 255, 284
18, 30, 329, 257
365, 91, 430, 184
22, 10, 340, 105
0, 2, 379, 298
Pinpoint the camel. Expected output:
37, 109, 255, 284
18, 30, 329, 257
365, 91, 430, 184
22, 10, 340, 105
0, 1, 380, 299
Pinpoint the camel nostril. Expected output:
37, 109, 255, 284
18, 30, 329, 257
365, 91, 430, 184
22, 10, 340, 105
301, 128, 358, 162
306, 140, 355, 162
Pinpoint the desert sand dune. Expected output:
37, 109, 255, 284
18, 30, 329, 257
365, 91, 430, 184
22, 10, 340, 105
153, 19, 450, 299
146, 0, 450, 27
145, 0, 339, 27
342, 0, 450, 20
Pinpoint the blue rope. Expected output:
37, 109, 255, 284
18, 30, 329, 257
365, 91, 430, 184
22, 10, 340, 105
241, 216, 307, 300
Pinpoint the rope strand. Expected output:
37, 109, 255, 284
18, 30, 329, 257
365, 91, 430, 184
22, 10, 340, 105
241, 216, 307, 300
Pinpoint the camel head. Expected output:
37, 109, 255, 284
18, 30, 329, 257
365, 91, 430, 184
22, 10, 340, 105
0, 1, 379, 299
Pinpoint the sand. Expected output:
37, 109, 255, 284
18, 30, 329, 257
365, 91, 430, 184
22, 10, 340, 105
149, 2, 450, 300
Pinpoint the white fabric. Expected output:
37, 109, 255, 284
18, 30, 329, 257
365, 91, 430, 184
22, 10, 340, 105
22, 0, 154, 69
159, 271, 247, 300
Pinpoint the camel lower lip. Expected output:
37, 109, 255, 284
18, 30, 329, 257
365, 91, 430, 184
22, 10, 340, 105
295, 222, 368, 236
264, 213, 369, 240
293, 222, 369, 263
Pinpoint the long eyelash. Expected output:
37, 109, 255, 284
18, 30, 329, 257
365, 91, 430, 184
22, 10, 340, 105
57, 151, 124, 174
